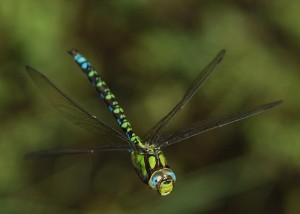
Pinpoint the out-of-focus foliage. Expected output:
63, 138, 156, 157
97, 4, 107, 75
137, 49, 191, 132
0, 0, 299, 213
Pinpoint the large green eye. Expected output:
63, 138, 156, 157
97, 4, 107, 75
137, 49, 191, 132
149, 170, 164, 190
148, 168, 176, 195
164, 169, 176, 181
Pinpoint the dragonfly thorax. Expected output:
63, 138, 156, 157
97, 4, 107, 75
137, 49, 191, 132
130, 149, 176, 195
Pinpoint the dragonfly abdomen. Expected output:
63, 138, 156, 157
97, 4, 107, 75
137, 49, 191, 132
69, 49, 144, 147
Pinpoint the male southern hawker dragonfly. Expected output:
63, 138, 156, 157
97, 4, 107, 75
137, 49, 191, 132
25, 49, 282, 196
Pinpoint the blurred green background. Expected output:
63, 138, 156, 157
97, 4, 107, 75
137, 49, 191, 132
0, 0, 299, 213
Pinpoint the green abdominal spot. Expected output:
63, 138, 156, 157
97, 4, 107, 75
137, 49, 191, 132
88, 70, 97, 77
96, 81, 105, 87
105, 93, 115, 100
113, 108, 124, 114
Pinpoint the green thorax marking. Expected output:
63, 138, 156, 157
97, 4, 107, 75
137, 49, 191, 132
130, 149, 168, 183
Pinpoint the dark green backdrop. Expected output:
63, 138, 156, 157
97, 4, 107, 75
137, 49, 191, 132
0, 1, 298, 213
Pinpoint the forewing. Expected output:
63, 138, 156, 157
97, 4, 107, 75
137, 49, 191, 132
158, 100, 283, 147
25, 66, 129, 144
25, 143, 130, 159
144, 50, 226, 145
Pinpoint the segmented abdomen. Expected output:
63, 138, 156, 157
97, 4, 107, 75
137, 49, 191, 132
69, 49, 143, 147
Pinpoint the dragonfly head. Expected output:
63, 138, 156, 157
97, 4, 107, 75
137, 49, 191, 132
148, 168, 176, 196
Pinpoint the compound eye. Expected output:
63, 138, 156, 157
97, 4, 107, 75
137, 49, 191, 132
163, 168, 176, 182
149, 171, 164, 190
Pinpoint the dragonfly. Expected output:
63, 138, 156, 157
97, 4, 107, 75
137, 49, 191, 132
25, 49, 283, 196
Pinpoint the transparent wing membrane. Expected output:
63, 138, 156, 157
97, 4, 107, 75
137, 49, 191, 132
25, 143, 130, 159
158, 100, 283, 147
25, 66, 129, 144
144, 50, 226, 145
25, 49, 282, 162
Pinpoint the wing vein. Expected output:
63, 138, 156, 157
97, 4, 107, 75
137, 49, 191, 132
159, 100, 283, 147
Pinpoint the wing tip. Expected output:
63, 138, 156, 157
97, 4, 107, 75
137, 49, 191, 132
24, 65, 46, 81
272, 99, 284, 107
220, 49, 226, 55
25, 65, 34, 72
218, 48, 226, 58
216, 49, 226, 64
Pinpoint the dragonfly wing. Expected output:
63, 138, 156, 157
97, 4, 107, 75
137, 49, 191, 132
25, 143, 130, 159
26, 66, 129, 144
144, 50, 226, 145
158, 100, 283, 147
